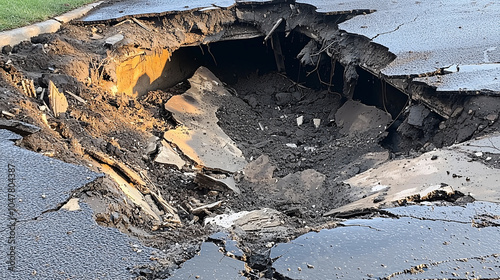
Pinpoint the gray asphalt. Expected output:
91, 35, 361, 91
81, 0, 235, 22
81, 0, 500, 93
0, 136, 155, 279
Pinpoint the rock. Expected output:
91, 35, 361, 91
145, 136, 159, 156
486, 114, 498, 122
275, 169, 326, 203
61, 198, 81, 211
2, 45, 12, 54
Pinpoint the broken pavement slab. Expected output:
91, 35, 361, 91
3, 203, 155, 280
164, 67, 247, 173
324, 134, 500, 217
80, 0, 236, 23
0, 119, 40, 136
458, 133, 500, 155
206, 208, 284, 231
272, 202, 500, 280
0, 140, 100, 223
0, 1, 103, 49
0, 129, 23, 141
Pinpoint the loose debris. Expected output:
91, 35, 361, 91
48, 80, 68, 117
163, 67, 247, 173
154, 140, 185, 169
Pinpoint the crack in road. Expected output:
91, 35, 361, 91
370, 15, 419, 40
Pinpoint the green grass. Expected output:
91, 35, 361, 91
0, 0, 96, 31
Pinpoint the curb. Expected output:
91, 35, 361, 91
0, 1, 103, 50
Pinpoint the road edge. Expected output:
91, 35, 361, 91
0, 1, 103, 49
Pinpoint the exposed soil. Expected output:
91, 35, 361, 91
2, 1, 500, 278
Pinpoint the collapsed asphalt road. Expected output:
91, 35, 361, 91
1, 0, 500, 279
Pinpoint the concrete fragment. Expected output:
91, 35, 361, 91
243, 155, 275, 183
205, 211, 250, 228
168, 242, 246, 280
276, 169, 326, 203
105, 33, 124, 47
145, 136, 159, 156
0, 20, 61, 49
233, 208, 284, 231
195, 172, 240, 194
273, 203, 500, 280
61, 198, 81, 211
164, 67, 247, 173
0, 119, 40, 136
48, 80, 69, 117
335, 100, 391, 136
154, 140, 185, 170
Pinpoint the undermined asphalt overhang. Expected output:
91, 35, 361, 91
77, 0, 500, 120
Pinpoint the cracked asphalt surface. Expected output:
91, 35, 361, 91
0, 136, 154, 279
82, 0, 500, 93
271, 202, 500, 279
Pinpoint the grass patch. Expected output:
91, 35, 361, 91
0, 0, 96, 31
